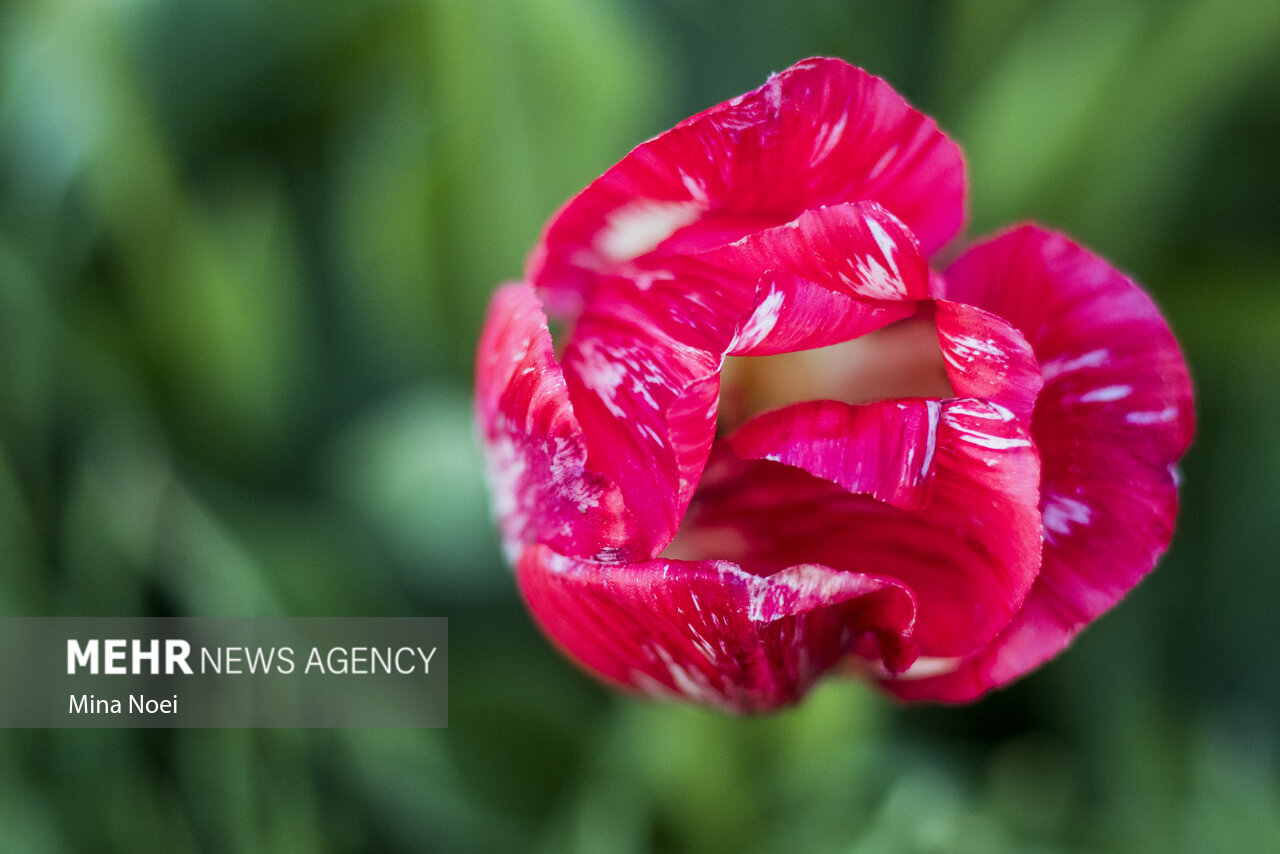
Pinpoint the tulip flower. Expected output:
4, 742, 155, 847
476, 58, 1193, 710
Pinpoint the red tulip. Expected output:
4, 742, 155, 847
476, 58, 1193, 710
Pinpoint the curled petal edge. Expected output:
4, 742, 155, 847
717, 397, 1042, 658
475, 282, 637, 561
517, 544, 918, 712
529, 57, 966, 312
884, 225, 1193, 702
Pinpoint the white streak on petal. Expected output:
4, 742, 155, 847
1040, 348, 1110, 382
948, 334, 1005, 358
947, 401, 1015, 421
483, 430, 529, 564
598, 200, 704, 263
571, 340, 629, 418
846, 256, 897, 299
1042, 491, 1092, 543
635, 422, 664, 446
745, 564, 858, 625
890, 655, 963, 680
808, 113, 848, 166
648, 644, 726, 706
865, 214, 902, 279
921, 399, 941, 476
549, 436, 601, 513
1078, 384, 1132, 403
867, 145, 898, 181
732, 288, 785, 350
955, 432, 1032, 451
1126, 406, 1179, 425
677, 167, 710, 204
633, 269, 675, 292
944, 409, 1032, 451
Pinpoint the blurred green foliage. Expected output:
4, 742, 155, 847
1, 0, 1278, 851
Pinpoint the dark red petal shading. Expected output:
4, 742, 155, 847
529, 57, 965, 310
475, 283, 636, 560
516, 543, 918, 712
886, 225, 1194, 701
692, 397, 1042, 657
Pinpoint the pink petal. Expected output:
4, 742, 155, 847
560, 275, 726, 556
572, 258, 752, 354
706, 202, 929, 356
934, 299, 1043, 420
516, 543, 918, 712
704, 202, 930, 303
475, 283, 636, 560
728, 276, 913, 357
529, 57, 965, 311
553, 201, 931, 554
727, 399, 942, 510
887, 225, 1194, 701
685, 396, 1042, 658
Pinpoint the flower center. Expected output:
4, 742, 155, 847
717, 307, 955, 432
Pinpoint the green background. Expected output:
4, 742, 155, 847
2, 0, 1278, 851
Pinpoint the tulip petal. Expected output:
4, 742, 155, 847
727, 399, 942, 510
706, 202, 930, 356
561, 276, 725, 556
555, 200, 931, 555
475, 283, 636, 560
887, 226, 1194, 701
934, 299, 1042, 420
516, 543, 918, 712
689, 396, 1042, 657
728, 276, 910, 357
529, 57, 965, 310
706, 202, 930, 303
